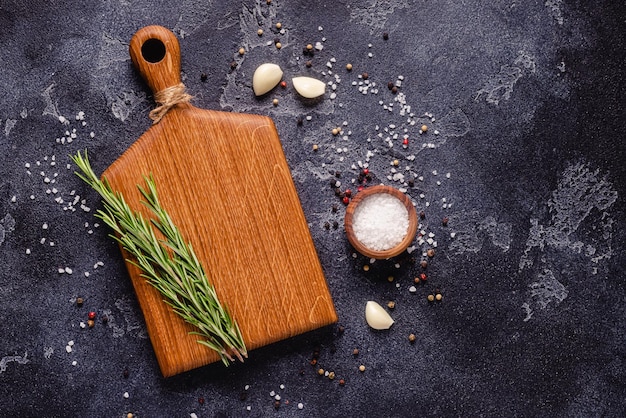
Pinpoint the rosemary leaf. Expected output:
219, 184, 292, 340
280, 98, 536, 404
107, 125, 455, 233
71, 150, 247, 365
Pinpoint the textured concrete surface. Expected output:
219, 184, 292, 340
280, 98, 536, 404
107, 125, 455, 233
1, 0, 625, 416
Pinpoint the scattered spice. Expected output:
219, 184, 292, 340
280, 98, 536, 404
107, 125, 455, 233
442, 217, 449, 226
346, 63, 353, 71
359, 365, 366, 372
328, 371, 335, 380
419, 210, 425, 219
363, 264, 370, 271
427, 248, 435, 258
305, 60, 312, 68
387, 301, 395, 309
332, 128, 339, 136
420, 273, 427, 281
362, 72, 369, 80
198, 397, 205, 405
427, 294, 435, 302
200, 73, 207, 82
275, 22, 282, 29
339, 378, 346, 386
280, 80, 287, 88
238, 47, 245, 55
76, 297, 84, 307
87, 319, 95, 328
387, 275, 394, 282
88, 311, 96, 320
421, 124, 428, 132
420, 260, 428, 269
436, 293, 443, 301
306, 43, 313, 51
123, 368, 129, 378
383, 32, 389, 40
257, 29, 264, 36
272, 98, 279, 106
408, 334, 416, 343
352, 348, 359, 356
318, 368, 325, 376
275, 42, 282, 49
312, 144, 319, 151
391, 86, 398, 94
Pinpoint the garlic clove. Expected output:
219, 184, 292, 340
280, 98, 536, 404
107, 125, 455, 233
292, 76, 326, 99
365, 301, 394, 330
253, 63, 283, 96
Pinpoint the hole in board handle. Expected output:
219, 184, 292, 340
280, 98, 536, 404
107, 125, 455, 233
141, 38, 166, 63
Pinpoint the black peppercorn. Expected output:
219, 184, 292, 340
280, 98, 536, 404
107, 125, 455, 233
391, 86, 398, 94
383, 32, 389, 40
305, 60, 312, 68
387, 81, 394, 90
200, 73, 207, 82
419, 210, 426, 219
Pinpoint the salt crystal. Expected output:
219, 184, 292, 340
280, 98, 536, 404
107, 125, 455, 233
352, 193, 409, 251
409, 286, 417, 293
298, 403, 304, 409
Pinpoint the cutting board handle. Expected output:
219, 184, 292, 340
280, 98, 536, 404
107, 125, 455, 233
129, 25, 182, 96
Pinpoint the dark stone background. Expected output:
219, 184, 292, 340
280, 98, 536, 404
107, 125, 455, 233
1, 0, 624, 416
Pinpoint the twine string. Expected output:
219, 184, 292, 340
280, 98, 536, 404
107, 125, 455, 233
149, 83, 192, 124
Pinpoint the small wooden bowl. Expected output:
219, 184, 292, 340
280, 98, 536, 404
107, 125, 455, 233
344, 185, 418, 259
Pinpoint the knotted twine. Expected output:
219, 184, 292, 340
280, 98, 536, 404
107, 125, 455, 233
149, 83, 192, 124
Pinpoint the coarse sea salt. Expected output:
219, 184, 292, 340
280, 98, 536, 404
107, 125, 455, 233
352, 193, 409, 251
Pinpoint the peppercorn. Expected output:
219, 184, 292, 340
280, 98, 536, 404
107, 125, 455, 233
421, 124, 428, 132
408, 334, 416, 343
332, 221, 339, 229
318, 368, 325, 376
362, 72, 369, 80
312, 144, 318, 151
239, 391, 247, 401
328, 371, 335, 380
332, 128, 339, 136
88, 311, 96, 320
387, 81, 394, 90
272, 98, 279, 106
238, 47, 245, 55
266, 0, 272, 4
274, 400, 281, 409
305, 60, 312, 68
257, 29, 264, 36
280, 81, 287, 88
435, 293, 443, 301
339, 378, 346, 386
387, 275, 394, 283
363, 265, 370, 271
427, 294, 435, 302
414, 277, 421, 284
392, 159, 399, 166
101, 315, 108, 324
346, 63, 353, 71
275, 22, 282, 29
427, 248, 435, 258
198, 397, 205, 405
359, 365, 366, 372
200, 73, 207, 82
310, 359, 317, 366
306, 43, 313, 51
296, 116, 303, 126
352, 348, 359, 356
383, 32, 389, 40
420, 260, 428, 269
391, 86, 398, 94
324, 222, 330, 230
420, 273, 427, 281
402, 138, 409, 145
76, 297, 84, 307
387, 301, 395, 309
342, 196, 350, 205
230, 61, 238, 71
275, 42, 282, 49
123, 367, 129, 378
442, 217, 449, 226
344, 189, 352, 197
87, 319, 95, 328
331, 204, 338, 213
419, 210, 425, 219
274, 37, 280, 44
337, 325, 345, 334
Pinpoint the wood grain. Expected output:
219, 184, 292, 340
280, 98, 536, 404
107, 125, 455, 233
344, 185, 418, 259
103, 26, 337, 377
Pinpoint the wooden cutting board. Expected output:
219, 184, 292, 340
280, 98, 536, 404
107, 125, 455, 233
102, 25, 337, 377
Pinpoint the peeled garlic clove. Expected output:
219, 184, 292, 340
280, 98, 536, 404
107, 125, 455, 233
292, 76, 326, 99
253, 63, 283, 96
365, 301, 394, 330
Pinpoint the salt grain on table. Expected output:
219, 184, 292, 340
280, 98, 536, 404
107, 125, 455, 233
352, 193, 409, 251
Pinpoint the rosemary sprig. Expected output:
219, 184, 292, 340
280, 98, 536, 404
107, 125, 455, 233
71, 150, 247, 365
